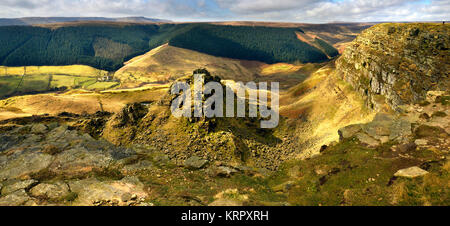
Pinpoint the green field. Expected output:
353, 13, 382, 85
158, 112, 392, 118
0, 74, 119, 99
0, 75, 50, 98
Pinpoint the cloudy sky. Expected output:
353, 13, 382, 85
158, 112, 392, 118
0, 0, 448, 23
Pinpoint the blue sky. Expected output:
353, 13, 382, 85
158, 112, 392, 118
0, 0, 448, 23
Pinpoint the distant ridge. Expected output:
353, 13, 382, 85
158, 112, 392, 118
0, 17, 171, 26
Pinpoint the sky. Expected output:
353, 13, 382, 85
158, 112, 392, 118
0, 0, 448, 23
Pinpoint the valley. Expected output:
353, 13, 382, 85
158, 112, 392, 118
0, 22, 448, 206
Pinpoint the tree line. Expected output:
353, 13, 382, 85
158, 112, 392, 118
0, 24, 338, 71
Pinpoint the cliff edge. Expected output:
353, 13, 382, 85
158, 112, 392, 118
336, 23, 449, 111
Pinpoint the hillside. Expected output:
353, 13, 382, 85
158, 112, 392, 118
0, 24, 160, 71
212, 22, 374, 53
0, 23, 343, 71
114, 44, 322, 89
149, 24, 332, 64
114, 44, 261, 85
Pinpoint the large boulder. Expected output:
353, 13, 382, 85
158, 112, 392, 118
29, 182, 70, 201
337, 112, 414, 148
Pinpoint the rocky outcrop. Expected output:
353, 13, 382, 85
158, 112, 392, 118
336, 23, 449, 111
0, 122, 136, 181
0, 119, 166, 206
337, 96, 449, 151
0, 114, 272, 206
102, 69, 291, 170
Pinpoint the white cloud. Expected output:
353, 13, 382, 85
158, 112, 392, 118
216, 0, 320, 13
0, 0, 448, 22
0, 0, 201, 19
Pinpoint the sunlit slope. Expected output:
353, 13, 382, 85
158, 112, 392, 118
115, 44, 262, 85
278, 63, 376, 158
115, 44, 320, 89
0, 85, 168, 121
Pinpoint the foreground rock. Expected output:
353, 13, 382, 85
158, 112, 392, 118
0, 189, 36, 206
338, 113, 413, 148
0, 120, 154, 206
209, 189, 248, 206
394, 166, 429, 178
213, 166, 238, 177
184, 156, 208, 170
0, 123, 136, 180
68, 176, 148, 206
1, 179, 38, 195
29, 182, 70, 201
0, 152, 54, 180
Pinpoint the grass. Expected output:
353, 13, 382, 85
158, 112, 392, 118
0, 73, 119, 99
136, 165, 286, 206
0, 65, 117, 98
432, 111, 447, 117
0, 75, 50, 98
437, 96, 450, 106
266, 138, 449, 206
63, 192, 79, 202
51, 75, 93, 88
84, 81, 119, 90
260, 63, 302, 75
0, 65, 107, 77
419, 100, 431, 106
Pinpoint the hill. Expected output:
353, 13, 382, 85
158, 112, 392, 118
149, 24, 332, 64
0, 23, 343, 71
0, 24, 159, 71
114, 44, 322, 89
115, 44, 260, 85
